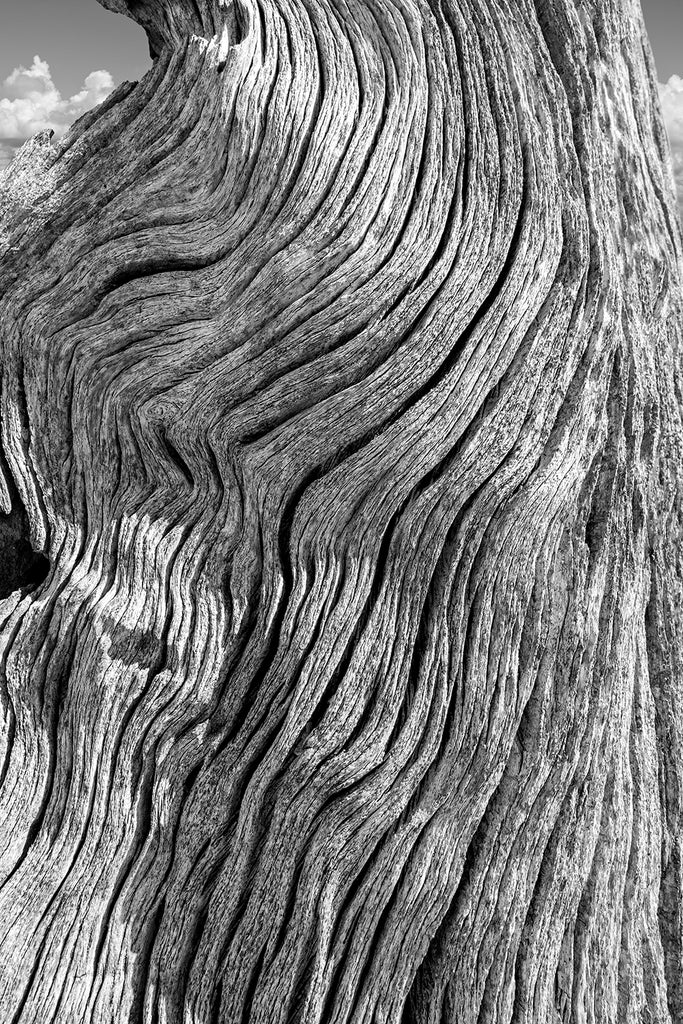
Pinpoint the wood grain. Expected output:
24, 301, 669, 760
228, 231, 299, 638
0, 1, 682, 1021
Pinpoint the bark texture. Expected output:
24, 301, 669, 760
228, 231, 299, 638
0, 1, 682, 1022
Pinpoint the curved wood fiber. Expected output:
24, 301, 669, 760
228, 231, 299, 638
0, 0, 682, 1021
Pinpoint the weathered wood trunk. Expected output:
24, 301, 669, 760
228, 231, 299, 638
0, 0, 682, 1021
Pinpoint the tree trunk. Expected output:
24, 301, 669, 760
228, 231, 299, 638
0, 0, 682, 1021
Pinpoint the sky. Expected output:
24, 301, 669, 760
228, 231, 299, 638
0, 0, 681, 212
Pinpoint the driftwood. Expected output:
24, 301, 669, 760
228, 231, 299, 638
0, 0, 682, 1021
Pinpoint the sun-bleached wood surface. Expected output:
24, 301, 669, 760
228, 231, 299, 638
1, 1, 682, 1021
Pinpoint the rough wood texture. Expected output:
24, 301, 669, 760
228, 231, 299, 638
1, 1, 682, 1021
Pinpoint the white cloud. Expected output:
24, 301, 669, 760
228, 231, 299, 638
0, 55, 114, 158
658, 77, 683, 221
659, 75, 683, 146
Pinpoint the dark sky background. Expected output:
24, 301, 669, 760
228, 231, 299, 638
0, 0, 679, 96
642, 0, 682, 81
